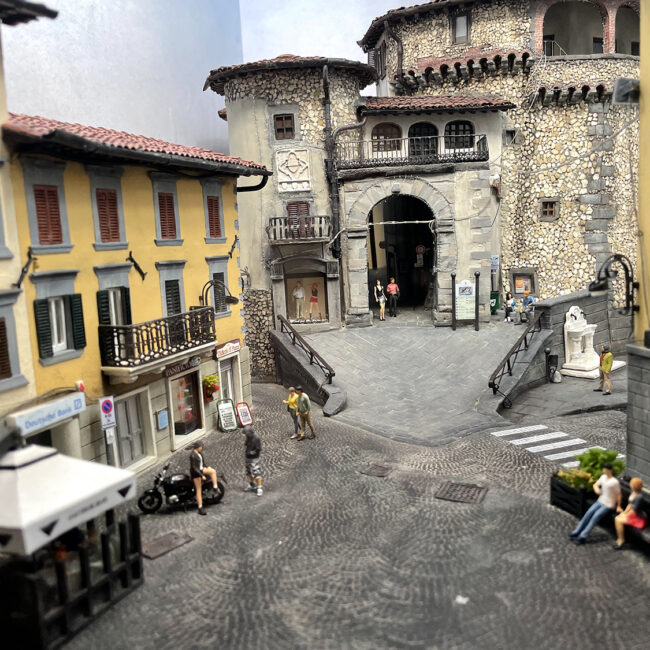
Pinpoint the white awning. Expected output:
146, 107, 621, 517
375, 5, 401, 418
0, 444, 136, 556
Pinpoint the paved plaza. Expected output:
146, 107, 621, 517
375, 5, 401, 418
66, 384, 649, 650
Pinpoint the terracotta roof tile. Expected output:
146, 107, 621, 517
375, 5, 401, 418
417, 47, 532, 73
4, 113, 268, 173
360, 95, 515, 113
205, 54, 376, 95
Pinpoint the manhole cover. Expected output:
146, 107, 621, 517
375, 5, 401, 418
359, 464, 392, 477
434, 482, 488, 504
142, 531, 193, 559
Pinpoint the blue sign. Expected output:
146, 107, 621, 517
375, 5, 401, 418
156, 409, 169, 431
8, 392, 86, 436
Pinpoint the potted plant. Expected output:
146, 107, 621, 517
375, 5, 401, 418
550, 448, 625, 518
202, 374, 220, 402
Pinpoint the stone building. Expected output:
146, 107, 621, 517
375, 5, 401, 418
205, 0, 640, 374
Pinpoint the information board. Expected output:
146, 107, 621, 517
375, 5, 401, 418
236, 402, 253, 427
217, 399, 239, 432
455, 280, 475, 320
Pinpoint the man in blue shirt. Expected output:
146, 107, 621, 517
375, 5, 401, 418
520, 290, 535, 323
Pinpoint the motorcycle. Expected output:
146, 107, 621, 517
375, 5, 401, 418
137, 462, 226, 514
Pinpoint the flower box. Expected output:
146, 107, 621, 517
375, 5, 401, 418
549, 474, 594, 518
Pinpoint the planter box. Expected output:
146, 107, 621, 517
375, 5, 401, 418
550, 474, 594, 518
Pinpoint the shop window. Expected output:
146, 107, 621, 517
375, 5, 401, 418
0, 318, 10, 380
274, 114, 295, 140
286, 273, 328, 323
592, 37, 603, 54
170, 372, 201, 436
540, 199, 559, 222
444, 121, 475, 149
371, 123, 402, 153
511, 271, 536, 296
452, 12, 470, 44
34, 294, 86, 361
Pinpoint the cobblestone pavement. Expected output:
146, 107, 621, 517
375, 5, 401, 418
66, 385, 649, 650
304, 318, 521, 445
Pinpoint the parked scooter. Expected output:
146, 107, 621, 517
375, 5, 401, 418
137, 462, 225, 514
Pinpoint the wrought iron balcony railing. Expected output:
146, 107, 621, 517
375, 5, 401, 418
335, 134, 489, 169
99, 307, 216, 367
267, 215, 331, 243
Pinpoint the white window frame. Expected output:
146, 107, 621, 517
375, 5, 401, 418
48, 296, 68, 354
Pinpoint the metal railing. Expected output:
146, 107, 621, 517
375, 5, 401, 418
99, 307, 215, 367
267, 215, 331, 242
277, 314, 335, 383
543, 40, 568, 57
488, 310, 544, 396
335, 134, 489, 169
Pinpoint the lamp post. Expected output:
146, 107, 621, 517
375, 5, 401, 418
198, 279, 239, 312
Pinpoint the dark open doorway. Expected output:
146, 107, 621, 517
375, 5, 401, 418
367, 195, 435, 309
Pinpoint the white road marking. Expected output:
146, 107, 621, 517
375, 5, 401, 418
490, 424, 548, 437
544, 446, 600, 460
562, 461, 580, 468
510, 431, 568, 445
526, 438, 587, 453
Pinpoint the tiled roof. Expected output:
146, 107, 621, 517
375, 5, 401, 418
360, 94, 515, 113
0, 0, 57, 25
4, 113, 269, 174
204, 54, 376, 95
417, 47, 532, 73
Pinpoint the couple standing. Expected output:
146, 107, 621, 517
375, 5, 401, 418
374, 277, 400, 321
283, 386, 316, 441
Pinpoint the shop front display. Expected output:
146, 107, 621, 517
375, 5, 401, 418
285, 273, 328, 323
170, 372, 201, 436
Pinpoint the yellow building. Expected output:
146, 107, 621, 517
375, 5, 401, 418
1, 113, 269, 470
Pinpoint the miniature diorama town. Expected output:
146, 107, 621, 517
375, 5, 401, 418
1, 0, 649, 648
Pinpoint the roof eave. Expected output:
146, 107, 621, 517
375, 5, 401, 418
0, 0, 58, 26
359, 104, 516, 116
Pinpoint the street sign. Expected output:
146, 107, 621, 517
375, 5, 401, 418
415, 244, 425, 254
99, 397, 116, 430
490, 255, 500, 271
217, 399, 239, 432
236, 402, 253, 426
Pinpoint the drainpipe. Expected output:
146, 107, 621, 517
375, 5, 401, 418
384, 19, 404, 80
237, 175, 269, 192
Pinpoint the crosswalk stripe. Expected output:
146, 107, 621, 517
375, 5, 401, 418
490, 425, 548, 437
510, 431, 567, 445
544, 446, 599, 460
562, 461, 580, 468
527, 438, 586, 453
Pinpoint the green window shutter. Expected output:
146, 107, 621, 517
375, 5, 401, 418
121, 287, 133, 325
96, 290, 111, 325
165, 280, 182, 315
34, 299, 53, 358
67, 294, 87, 350
212, 272, 226, 313
0, 318, 11, 379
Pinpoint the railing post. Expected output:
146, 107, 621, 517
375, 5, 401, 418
451, 272, 456, 331
474, 271, 480, 332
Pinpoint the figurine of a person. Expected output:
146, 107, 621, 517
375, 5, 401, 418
292, 281, 305, 320
386, 277, 400, 317
594, 344, 613, 395
519, 290, 535, 323
374, 279, 386, 321
613, 477, 647, 550
308, 282, 321, 320
189, 440, 219, 516
504, 291, 516, 322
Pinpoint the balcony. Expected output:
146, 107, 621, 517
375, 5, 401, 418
99, 307, 216, 383
334, 134, 488, 170
267, 215, 331, 243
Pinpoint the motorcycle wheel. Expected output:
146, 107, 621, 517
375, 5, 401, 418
138, 491, 163, 513
205, 481, 225, 505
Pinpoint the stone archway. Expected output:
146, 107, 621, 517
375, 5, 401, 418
342, 176, 456, 325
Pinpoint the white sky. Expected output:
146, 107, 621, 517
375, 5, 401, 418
240, 0, 399, 64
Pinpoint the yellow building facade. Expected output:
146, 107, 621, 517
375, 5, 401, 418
1, 113, 269, 470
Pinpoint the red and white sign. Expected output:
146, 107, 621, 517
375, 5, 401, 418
415, 244, 426, 254
99, 396, 116, 430
215, 339, 241, 359
236, 402, 253, 426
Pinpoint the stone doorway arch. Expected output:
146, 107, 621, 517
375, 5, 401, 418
342, 176, 457, 326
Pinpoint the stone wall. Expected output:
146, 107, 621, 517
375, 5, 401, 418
242, 288, 276, 380
626, 345, 650, 482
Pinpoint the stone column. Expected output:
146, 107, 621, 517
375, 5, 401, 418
344, 227, 371, 327
51, 417, 83, 459
603, 5, 617, 54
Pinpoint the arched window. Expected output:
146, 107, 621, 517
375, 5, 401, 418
615, 6, 640, 55
444, 121, 474, 150
371, 123, 401, 153
543, 1, 606, 56
408, 122, 438, 157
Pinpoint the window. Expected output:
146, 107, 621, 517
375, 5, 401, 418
0, 318, 11, 380
593, 37, 603, 54
408, 122, 438, 157
48, 297, 67, 353
158, 192, 177, 239
543, 35, 555, 57
206, 256, 230, 318
213, 272, 227, 314
207, 196, 222, 239
0, 290, 27, 391
165, 280, 182, 316
452, 12, 470, 44
540, 199, 559, 222
33, 294, 86, 362
444, 121, 475, 149
631, 41, 640, 56
97, 286, 132, 326
286, 200, 311, 238
34, 185, 63, 245
96, 188, 120, 242
371, 123, 402, 152
274, 114, 295, 140
156, 260, 186, 317
376, 42, 387, 78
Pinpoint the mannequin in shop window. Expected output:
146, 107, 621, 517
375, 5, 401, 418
308, 282, 321, 321
292, 281, 305, 320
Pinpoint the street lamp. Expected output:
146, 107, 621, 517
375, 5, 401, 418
588, 253, 639, 331
198, 279, 239, 311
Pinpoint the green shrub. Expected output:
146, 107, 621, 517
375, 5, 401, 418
556, 448, 625, 490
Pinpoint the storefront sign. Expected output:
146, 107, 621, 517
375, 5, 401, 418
99, 396, 116, 430
217, 399, 239, 432
164, 356, 201, 378
8, 392, 86, 437
214, 339, 241, 359
455, 280, 475, 320
236, 402, 253, 426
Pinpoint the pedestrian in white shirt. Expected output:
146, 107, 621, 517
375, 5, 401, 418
569, 463, 621, 545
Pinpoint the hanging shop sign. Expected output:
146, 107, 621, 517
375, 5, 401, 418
235, 402, 253, 427
164, 356, 201, 378
7, 392, 86, 437
217, 399, 239, 432
214, 339, 241, 360
455, 280, 475, 320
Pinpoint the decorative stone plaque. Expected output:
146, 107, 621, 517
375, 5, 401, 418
276, 148, 311, 192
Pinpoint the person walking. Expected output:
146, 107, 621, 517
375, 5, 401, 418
613, 477, 647, 550
243, 425, 263, 496
283, 386, 300, 439
386, 277, 400, 317
296, 386, 315, 440
189, 440, 219, 515
593, 344, 613, 395
569, 463, 621, 544
374, 279, 387, 321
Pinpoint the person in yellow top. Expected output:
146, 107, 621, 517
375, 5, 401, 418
594, 344, 613, 395
283, 386, 300, 438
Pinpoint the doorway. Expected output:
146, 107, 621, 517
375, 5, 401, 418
115, 394, 146, 467
367, 195, 435, 310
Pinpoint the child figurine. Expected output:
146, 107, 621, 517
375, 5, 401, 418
243, 425, 263, 496
504, 292, 516, 322
613, 477, 647, 550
